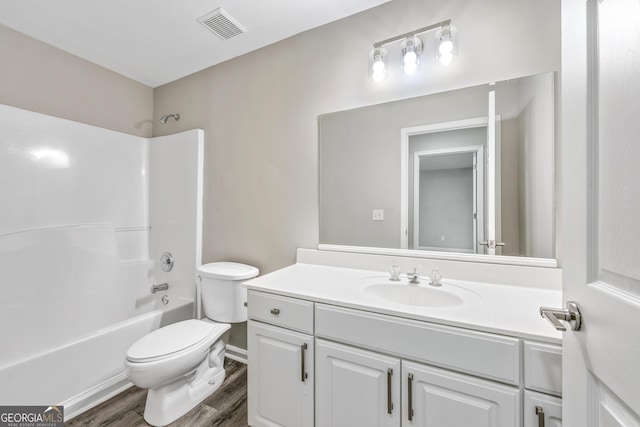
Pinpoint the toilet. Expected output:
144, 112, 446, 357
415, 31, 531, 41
124, 262, 259, 427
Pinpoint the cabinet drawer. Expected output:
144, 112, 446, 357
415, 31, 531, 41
316, 303, 521, 385
524, 341, 562, 396
248, 290, 314, 334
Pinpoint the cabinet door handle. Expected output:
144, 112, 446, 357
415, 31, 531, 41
270, 308, 280, 315
407, 373, 414, 421
387, 368, 393, 415
535, 405, 545, 427
300, 343, 308, 382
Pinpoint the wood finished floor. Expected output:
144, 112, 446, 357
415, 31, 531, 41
67, 359, 247, 427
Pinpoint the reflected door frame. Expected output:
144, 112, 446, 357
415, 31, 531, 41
411, 146, 484, 253
401, 116, 500, 251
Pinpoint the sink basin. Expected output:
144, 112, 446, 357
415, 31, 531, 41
352, 277, 479, 308
364, 283, 464, 307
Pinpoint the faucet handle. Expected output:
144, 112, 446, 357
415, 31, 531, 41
428, 269, 442, 287
389, 265, 401, 281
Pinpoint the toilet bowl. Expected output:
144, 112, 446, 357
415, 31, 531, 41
124, 262, 259, 427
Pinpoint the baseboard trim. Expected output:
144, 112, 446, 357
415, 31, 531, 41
62, 373, 133, 421
225, 344, 247, 364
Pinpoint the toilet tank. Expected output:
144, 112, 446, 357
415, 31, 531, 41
197, 262, 259, 323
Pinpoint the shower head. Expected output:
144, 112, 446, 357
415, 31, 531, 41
159, 113, 181, 124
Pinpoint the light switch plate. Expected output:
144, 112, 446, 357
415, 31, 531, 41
372, 209, 384, 221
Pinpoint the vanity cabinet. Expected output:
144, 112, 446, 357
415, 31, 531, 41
524, 390, 562, 427
403, 361, 520, 426
316, 339, 401, 427
523, 341, 563, 426
316, 338, 520, 427
247, 289, 562, 427
247, 292, 315, 427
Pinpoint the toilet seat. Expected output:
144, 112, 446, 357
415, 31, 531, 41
127, 319, 228, 363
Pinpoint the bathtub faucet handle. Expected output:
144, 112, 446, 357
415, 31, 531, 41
151, 283, 169, 294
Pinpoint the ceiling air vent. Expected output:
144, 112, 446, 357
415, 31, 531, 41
198, 7, 247, 40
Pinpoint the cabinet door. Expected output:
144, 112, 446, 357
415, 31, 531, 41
403, 361, 520, 427
248, 321, 314, 427
524, 390, 562, 427
316, 339, 401, 427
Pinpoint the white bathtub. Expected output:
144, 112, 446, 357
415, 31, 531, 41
0, 296, 193, 420
0, 105, 204, 421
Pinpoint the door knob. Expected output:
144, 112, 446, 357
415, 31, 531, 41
540, 301, 582, 331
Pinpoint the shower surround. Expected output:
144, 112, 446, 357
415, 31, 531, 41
0, 104, 203, 419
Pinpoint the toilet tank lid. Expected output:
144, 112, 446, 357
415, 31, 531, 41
198, 262, 259, 280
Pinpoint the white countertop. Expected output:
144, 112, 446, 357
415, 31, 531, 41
245, 263, 563, 344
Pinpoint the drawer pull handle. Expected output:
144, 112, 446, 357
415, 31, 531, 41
408, 373, 414, 421
301, 343, 308, 382
387, 368, 393, 415
535, 405, 545, 427
270, 308, 280, 315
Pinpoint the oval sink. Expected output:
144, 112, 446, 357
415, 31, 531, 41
352, 277, 479, 308
365, 283, 463, 307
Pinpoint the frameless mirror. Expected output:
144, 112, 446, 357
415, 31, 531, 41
319, 72, 555, 263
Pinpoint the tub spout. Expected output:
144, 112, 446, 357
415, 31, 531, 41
151, 283, 169, 294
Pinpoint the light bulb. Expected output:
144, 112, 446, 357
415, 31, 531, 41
403, 50, 418, 74
372, 70, 386, 82
401, 36, 422, 75
440, 52, 453, 66
403, 62, 418, 75
370, 47, 387, 82
372, 58, 386, 82
372, 59, 385, 74
403, 50, 417, 65
436, 25, 457, 66
439, 39, 453, 54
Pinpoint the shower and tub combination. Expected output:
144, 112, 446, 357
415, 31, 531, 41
0, 104, 204, 419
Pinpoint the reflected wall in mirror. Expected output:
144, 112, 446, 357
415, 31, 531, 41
319, 72, 555, 260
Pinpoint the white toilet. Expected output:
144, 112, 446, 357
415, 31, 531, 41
124, 262, 259, 427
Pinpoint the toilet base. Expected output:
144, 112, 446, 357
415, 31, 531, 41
142, 340, 227, 426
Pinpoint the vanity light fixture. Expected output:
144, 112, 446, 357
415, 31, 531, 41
370, 19, 456, 82
370, 47, 388, 82
401, 36, 422, 75
436, 24, 458, 66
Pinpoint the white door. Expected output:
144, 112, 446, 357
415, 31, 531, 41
561, 0, 640, 425
402, 361, 520, 427
316, 339, 401, 427
247, 321, 314, 427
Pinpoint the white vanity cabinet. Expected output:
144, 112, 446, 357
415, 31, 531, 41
247, 286, 562, 427
316, 339, 401, 427
403, 361, 520, 426
315, 336, 520, 427
315, 303, 522, 426
247, 291, 315, 427
523, 341, 563, 426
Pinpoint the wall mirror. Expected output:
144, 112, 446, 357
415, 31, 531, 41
319, 72, 556, 266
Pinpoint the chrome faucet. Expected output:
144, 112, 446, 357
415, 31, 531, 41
151, 282, 169, 293
407, 268, 420, 284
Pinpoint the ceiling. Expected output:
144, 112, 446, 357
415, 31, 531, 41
0, 0, 389, 88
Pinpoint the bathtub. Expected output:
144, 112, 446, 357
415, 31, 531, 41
0, 296, 193, 420
0, 105, 204, 421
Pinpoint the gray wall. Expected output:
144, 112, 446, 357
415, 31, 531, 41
153, 0, 561, 276
0, 25, 154, 137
